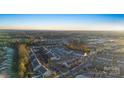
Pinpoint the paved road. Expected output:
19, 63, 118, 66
30, 48, 49, 71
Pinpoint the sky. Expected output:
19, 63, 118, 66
0, 14, 124, 31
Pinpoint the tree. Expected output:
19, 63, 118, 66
18, 44, 29, 78
18, 62, 26, 77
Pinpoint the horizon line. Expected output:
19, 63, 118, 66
0, 28, 124, 32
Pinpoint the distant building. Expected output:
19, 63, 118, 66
104, 66, 120, 76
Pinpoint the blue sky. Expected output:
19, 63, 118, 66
0, 14, 124, 30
